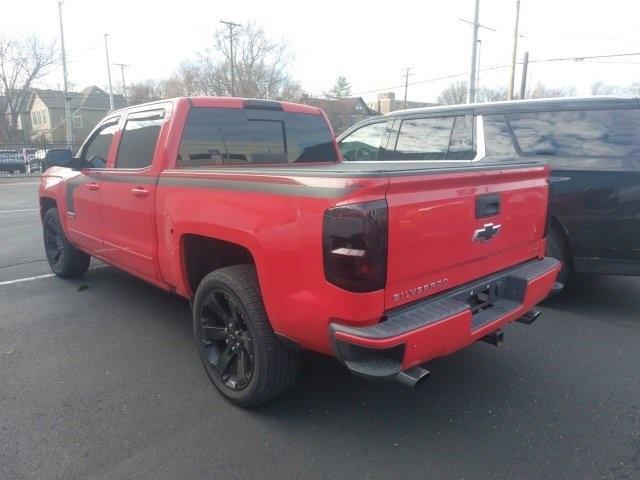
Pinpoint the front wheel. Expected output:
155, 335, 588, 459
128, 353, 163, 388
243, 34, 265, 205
193, 265, 299, 407
43, 207, 90, 278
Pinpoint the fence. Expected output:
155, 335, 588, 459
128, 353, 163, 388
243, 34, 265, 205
0, 142, 83, 182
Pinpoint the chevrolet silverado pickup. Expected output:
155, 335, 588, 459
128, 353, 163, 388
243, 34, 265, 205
39, 97, 561, 407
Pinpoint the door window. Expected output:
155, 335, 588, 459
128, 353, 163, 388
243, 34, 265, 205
447, 115, 475, 159
393, 116, 455, 160
507, 109, 640, 157
339, 122, 387, 161
115, 111, 164, 169
82, 121, 118, 168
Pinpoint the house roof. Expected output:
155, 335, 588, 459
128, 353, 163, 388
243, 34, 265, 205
302, 96, 378, 116
31, 86, 126, 111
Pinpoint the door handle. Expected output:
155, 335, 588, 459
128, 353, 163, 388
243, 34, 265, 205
87, 182, 100, 191
131, 187, 149, 197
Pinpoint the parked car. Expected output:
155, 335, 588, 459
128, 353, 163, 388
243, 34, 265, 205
0, 150, 26, 173
338, 97, 640, 284
39, 97, 559, 406
22, 148, 40, 173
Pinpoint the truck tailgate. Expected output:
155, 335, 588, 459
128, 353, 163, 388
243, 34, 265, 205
385, 164, 549, 309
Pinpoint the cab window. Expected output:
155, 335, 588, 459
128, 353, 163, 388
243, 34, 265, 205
82, 120, 119, 168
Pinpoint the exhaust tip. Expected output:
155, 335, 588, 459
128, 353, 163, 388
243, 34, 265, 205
395, 366, 431, 388
516, 309, 542, 325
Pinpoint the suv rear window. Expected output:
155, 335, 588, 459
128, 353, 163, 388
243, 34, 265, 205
507, 109, 640, 157
177, 108, 338, 167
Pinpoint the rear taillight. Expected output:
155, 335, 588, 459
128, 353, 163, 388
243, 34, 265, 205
543, 180, 554, 238
323, 200, 388, 293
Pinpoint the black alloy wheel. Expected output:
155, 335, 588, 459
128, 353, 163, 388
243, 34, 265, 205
197, 289, 254, 390
44, 212, 65, 270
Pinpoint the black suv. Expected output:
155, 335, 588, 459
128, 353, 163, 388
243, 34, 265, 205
337, 97, 640, 283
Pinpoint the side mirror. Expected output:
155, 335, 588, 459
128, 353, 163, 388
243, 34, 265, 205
43, 149, 78, 171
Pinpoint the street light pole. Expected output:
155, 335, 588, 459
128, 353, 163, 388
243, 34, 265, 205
103, 34, 115, 111
57, 1, 72, 145
507, 0, 521, 100
114, 63, 130, 103
220, 20, 241, 97
467, 0, 480, 104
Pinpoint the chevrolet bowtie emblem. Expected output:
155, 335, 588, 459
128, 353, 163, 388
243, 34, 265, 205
473, 223, 501, 241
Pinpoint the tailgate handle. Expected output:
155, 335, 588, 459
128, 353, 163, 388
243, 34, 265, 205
476, 194, 501, 218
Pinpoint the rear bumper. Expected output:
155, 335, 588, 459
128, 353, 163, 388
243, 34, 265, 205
330, 257, 561, 382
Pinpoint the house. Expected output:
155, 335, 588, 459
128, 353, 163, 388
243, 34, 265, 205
367, 92, 437, 114
5, 86, 126, 143
17, 86, 126, 144
300, 96, 379, 134
3, 93, 32, 142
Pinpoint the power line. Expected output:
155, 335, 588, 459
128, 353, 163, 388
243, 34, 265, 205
351, 51, 640, 97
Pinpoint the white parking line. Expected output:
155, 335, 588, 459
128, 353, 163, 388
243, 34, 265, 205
0, 182, 40, 186
0, 265, 109, 286
0, 208, 39, 213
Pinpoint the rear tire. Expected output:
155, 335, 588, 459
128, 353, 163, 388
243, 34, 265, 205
43, 208, 91, 278
547, 226, 571, 285
193, 265, 299, 407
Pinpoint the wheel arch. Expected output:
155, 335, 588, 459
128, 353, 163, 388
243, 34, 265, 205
180, 233, 258, 298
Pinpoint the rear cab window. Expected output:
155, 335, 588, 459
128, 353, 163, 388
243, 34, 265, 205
177, 108, 338, 167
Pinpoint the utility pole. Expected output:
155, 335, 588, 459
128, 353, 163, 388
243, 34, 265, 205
220, 20, 242, 97
57, 1, 72, 145
467, 0, 480, 104
519, 51, 529, 100
507, 0, 521, 100
403, 67, 414, 109
114, 63, 130, 103
103, 34, 115, 110
476, 39, 482, 94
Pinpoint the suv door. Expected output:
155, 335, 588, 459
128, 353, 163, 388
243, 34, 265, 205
99, 108, 165, 279
66, 118, 119, 252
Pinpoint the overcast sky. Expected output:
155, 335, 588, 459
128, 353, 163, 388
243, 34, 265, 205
3, 0, 640, 103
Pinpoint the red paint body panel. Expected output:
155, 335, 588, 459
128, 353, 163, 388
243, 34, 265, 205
39, 96, 558, 368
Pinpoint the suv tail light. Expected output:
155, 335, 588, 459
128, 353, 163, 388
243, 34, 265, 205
544, 180, 554, 238
323, 200, 388, 293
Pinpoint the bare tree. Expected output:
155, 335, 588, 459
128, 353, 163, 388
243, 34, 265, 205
126, 79, 164, 105
527, 82, 575, 99
477, 85, 508, 102
196, 23, 300, 100
0, 34, 56, 140
590, 81, 623, 96
324, 76, 351, 99
437, 80, 468, 105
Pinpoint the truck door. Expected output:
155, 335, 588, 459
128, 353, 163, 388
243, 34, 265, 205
99, 109, 165, 280
65, 118, 119, 252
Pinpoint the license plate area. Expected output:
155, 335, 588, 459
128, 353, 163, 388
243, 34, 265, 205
452, 277, 521, 330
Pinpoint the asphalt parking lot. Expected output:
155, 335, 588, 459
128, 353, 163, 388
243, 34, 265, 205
1, 181, 639, 480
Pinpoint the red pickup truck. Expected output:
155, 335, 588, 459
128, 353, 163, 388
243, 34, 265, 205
39, 97, 560, 406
